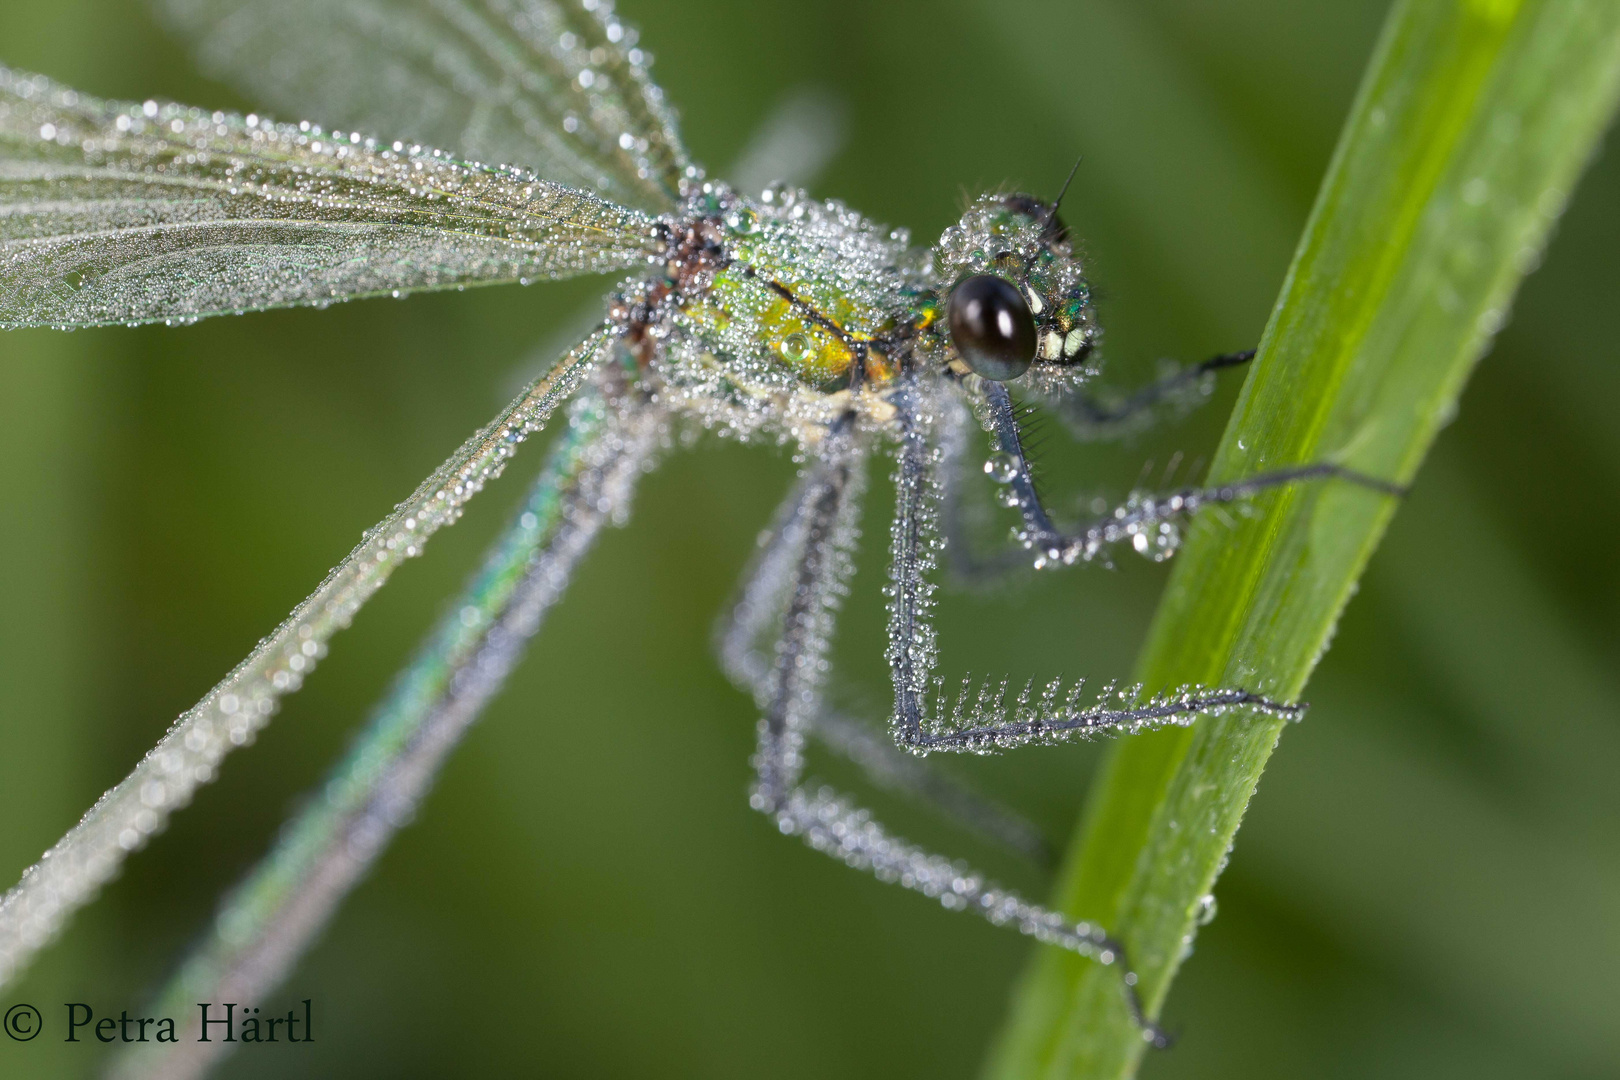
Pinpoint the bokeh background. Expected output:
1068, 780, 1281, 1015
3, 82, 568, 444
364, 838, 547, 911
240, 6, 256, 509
3, 1, 1618, 1077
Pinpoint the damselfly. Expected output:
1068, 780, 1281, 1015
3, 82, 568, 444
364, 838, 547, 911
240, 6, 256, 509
0, 1, 1399, 1072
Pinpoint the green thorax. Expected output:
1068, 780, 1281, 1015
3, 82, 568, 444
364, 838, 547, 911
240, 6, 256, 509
669, 185, 934, 392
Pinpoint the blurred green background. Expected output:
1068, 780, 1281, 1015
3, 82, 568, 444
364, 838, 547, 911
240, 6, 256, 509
2, 1, 1618, 1077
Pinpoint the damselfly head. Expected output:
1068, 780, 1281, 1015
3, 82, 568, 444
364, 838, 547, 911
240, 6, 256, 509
935, 193, 1098, 386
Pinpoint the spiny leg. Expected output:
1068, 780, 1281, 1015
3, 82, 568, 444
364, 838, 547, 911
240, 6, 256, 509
980, 379, 1404, 570
945, 350, 1257, 582
716, 458, 1052, 864
888, 379, 1308, 756
715, 461, 830, 701
108, 384, 665, 1080
928, 399, 1187, 762
943, 374, 1402, 588
747, 427, 863, 803
806, 711, 1052, 865
746, 421, 1167, 1046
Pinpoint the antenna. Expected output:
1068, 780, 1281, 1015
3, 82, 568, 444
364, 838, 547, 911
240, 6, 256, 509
1043, 153, 1082, 241
1050, 153, 1083, 219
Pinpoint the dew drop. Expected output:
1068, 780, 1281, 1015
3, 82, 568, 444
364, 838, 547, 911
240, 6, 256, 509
779, 333, 813, 364
983, 451, 1018, 484
1195, 893, 1218, 925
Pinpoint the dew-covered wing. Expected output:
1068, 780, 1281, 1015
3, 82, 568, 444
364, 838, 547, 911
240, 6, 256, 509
0, 68, 659, 328
156, 0, 694, 213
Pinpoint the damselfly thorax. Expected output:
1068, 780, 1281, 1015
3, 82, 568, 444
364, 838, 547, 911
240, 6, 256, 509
611, 181, 1100, 451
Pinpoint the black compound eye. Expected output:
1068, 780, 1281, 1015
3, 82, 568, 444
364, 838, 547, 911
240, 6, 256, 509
947, 274, 1036, 381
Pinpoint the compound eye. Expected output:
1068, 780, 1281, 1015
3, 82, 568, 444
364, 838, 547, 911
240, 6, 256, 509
947, 274, 1036, 381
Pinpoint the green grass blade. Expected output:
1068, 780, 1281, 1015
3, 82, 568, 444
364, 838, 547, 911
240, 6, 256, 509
986, 1, 1620, 1076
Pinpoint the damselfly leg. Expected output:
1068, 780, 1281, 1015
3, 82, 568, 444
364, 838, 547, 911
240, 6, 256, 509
717, 442, 1054, 865
741, 413, 1178, 1044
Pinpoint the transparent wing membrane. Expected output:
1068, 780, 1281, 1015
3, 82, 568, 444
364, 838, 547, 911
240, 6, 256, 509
112, 385, 663, 1080
156, 0, 695, 212
0, 327, 612, 990
0, 66, 658, 328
